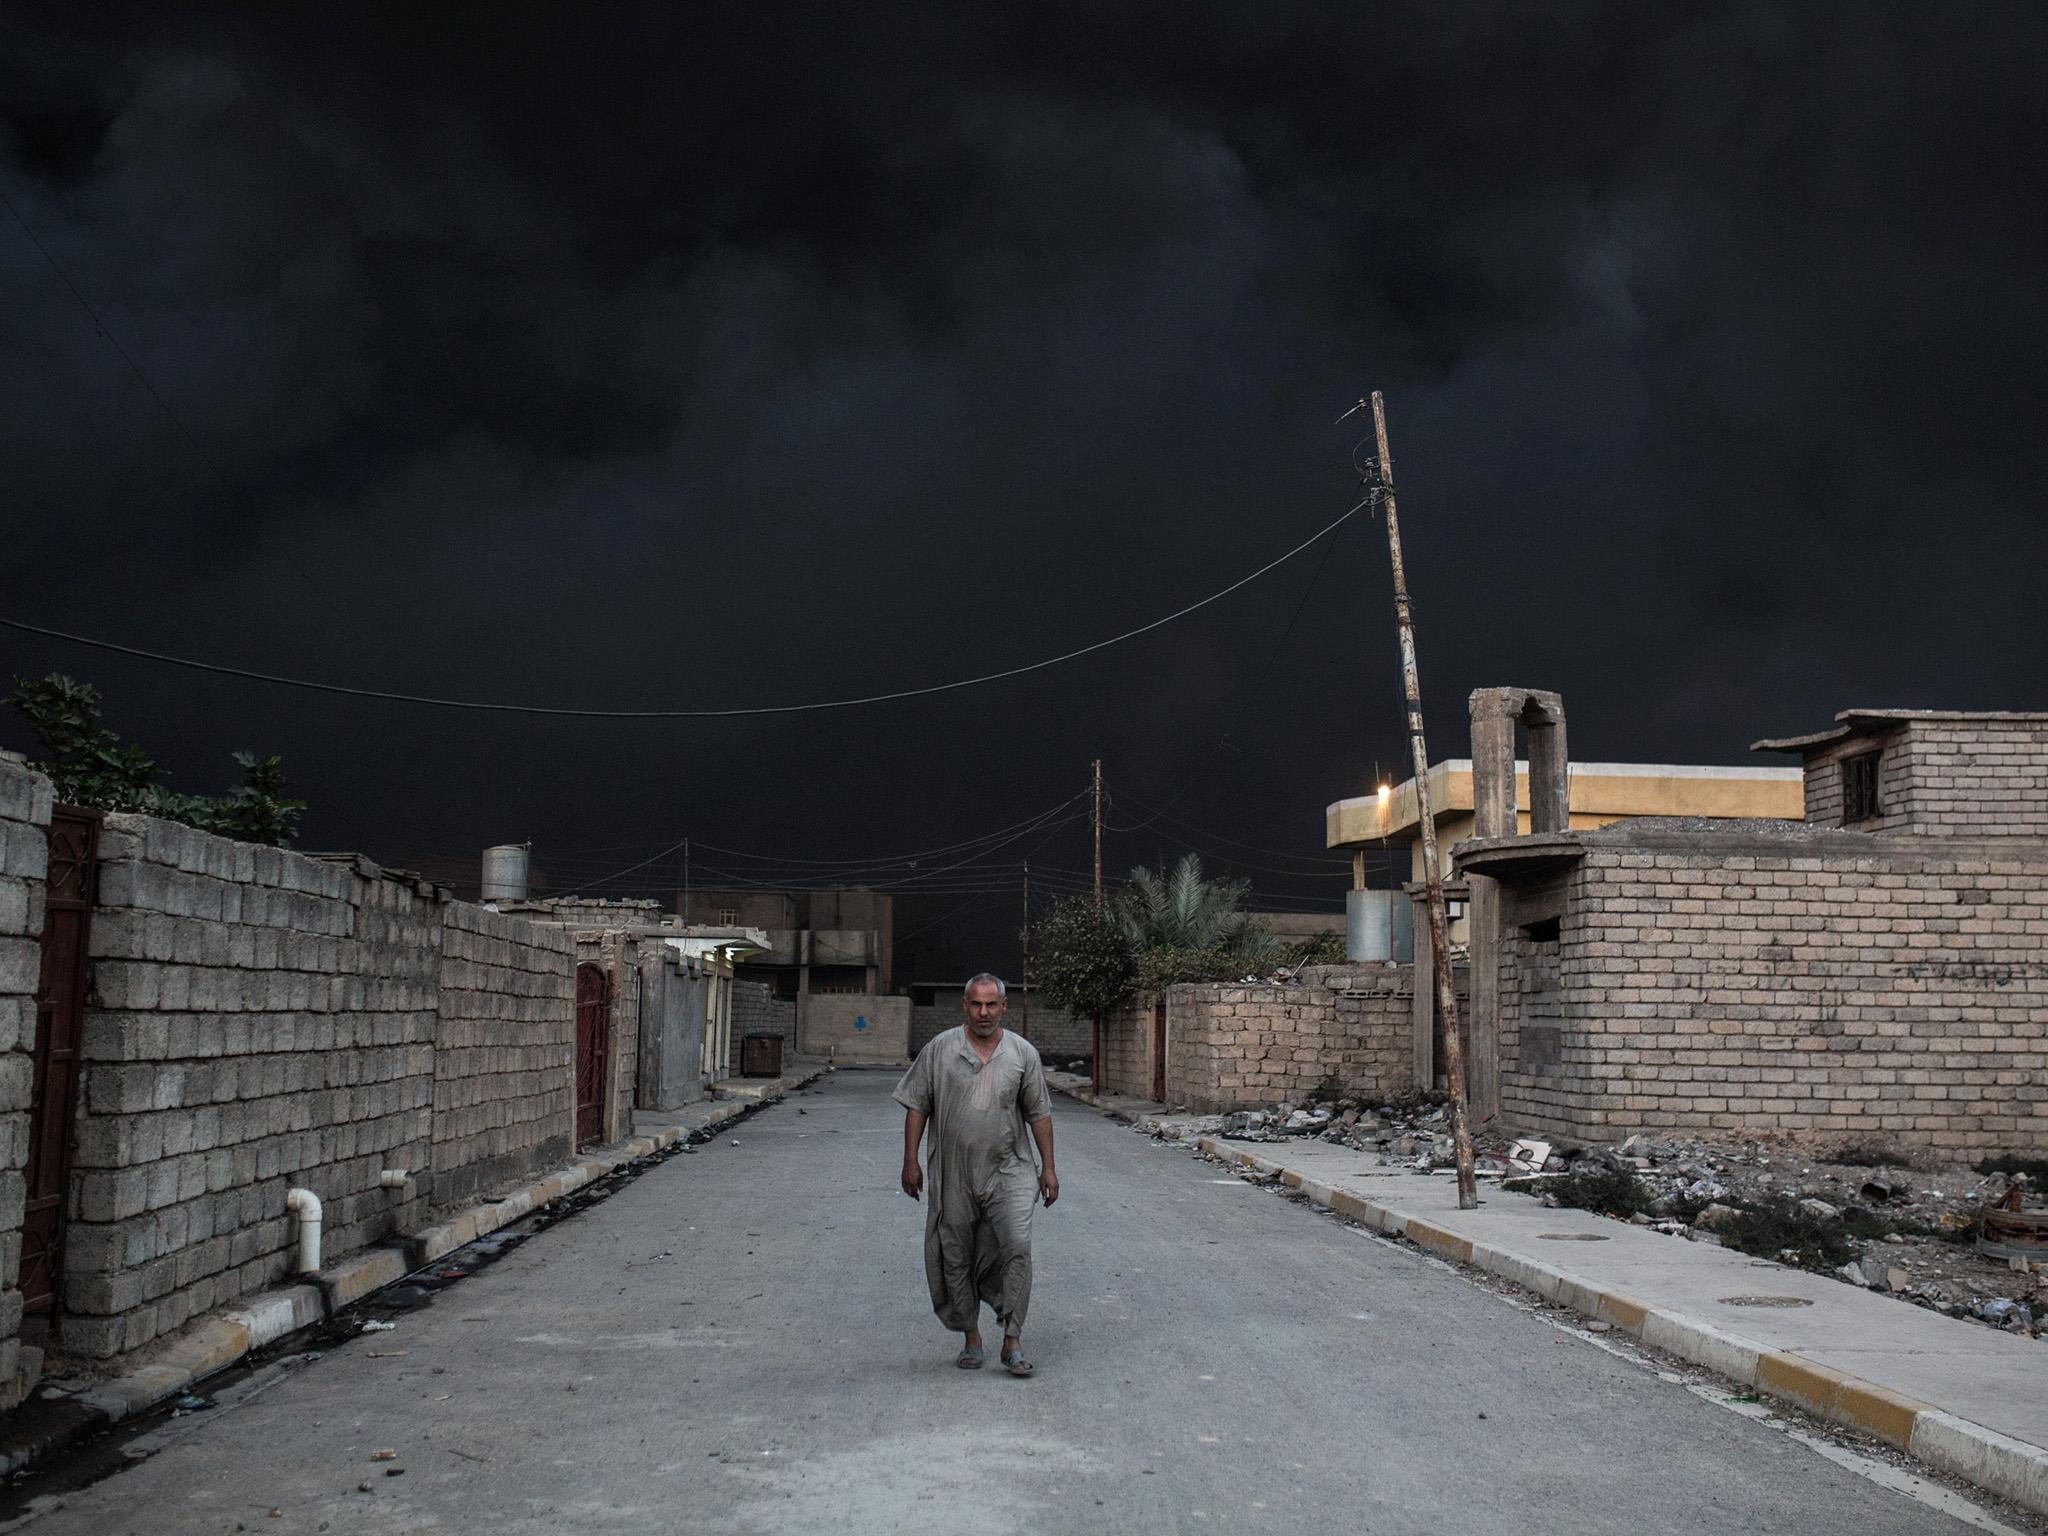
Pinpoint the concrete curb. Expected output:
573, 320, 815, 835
1194, 1135, 2048, 1518
7, 1067, 824, 1476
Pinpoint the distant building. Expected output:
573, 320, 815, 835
680, 887, 893, 1000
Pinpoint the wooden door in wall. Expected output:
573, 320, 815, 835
1151, 999, 1168, 1102
22, 806, 100, 1314
574, 963, 610, 1149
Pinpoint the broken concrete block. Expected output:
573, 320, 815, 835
1696, 1204, 1743, 1232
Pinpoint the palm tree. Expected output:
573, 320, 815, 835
1116, 854, 1282, 972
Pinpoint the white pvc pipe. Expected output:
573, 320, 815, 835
285, 1187, 323, 1274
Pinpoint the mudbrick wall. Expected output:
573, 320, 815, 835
1160, 966, 1416, 1113
0, 757, 50, 1401
1491, 822, 2048, 1155
63, 814, 581, 1364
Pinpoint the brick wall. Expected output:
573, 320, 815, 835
1097, 1002, 1153, 1098
1487, 821, 2048, 1155
0, 758, 51, 1399
1159, 966, 1415, 1113
731, 976, 794, 1072
432, 904, 574, 1207
1800, 718, 2048, 835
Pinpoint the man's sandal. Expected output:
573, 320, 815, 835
1001, 1349, 1035, 1378
955, 1344, 984, 1370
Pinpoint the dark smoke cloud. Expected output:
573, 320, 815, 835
5, 3, 2046, 974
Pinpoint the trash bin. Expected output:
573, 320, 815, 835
741, 1032, 785, 1078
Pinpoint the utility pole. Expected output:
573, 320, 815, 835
1353, 390, 1478, 1209
1020, 861, 1032, 1038
1092, 758, 1104, 908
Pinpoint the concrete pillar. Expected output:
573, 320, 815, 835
1526, 695, 1570, 835
1468, 689, 1520, 839
1466, 875, 1500, 1122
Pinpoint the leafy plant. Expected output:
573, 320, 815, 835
1117, 854, 1283, 979
1712, 1197, 1856, 1270
1135, 941, 1251, 991
1527, 1165, 1657, 1219
9, 674, 306, 846
1030, 895, 1137, 1019
1288, 931, 1348, 968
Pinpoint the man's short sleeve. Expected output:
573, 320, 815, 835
892, 1040, 935, 1115
1018, 1045, 1052, 1123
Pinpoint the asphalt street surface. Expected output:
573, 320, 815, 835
4, 1072, 1992, 1534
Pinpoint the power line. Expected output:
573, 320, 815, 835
0, 503, 1366, 720
540, 794, 1091, 901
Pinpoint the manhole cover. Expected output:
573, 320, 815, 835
1537, 1233, 1610, 1242
1719, 1295, 1814, 1308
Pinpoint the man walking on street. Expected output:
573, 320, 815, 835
895, 973, 1058, 1377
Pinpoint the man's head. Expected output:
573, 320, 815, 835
962, 973, 1008, 1037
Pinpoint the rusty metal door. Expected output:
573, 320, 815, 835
1151, 999, 1167, 1102
575, 962, 610, 1149
23, 807, 99, 1314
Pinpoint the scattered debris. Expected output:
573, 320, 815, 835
372, 1449, 399, 1461
361, 1319, 398, 1333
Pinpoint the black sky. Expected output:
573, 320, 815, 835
5, 3, 2046, 980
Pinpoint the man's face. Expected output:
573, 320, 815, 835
963, 982, 1007, 1037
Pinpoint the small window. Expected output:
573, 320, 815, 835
1842, 751, 1882, 823
717, 907, 737, 925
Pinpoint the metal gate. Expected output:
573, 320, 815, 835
23, 807, 100, 1314
1151, 999, 1168, 1102
575, 962, 609, 1149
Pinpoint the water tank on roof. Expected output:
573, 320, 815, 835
481, 843, 530, 902
1347, 888, 1414, 963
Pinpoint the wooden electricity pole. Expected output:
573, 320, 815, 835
1092, 758, 1104, 908
1355, 391, 1478, 1209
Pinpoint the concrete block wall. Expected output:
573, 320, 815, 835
432, 904, 574, 1207
1802, 718, 2048, 835
67, 824, 437, 1360
1016, 1001, 1090, 1060
61, 816, 582, 1366
802, 994, 908, 1065
909, 999, 1090, 1061
1493, 829, 2048, 1155
0, 757, 51, 1397
1160, 966, 1415, 1113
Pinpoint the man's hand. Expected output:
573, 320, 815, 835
902, 1161, 924, 1200
1039, 1168, 1060, 1207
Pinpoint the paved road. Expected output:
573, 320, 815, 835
8, 1073, 1993, 1535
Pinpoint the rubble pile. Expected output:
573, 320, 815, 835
1581, 1136, 2048, 1339
1216, 1096, 2048, 1341
1218, 1095, 1513, 1175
